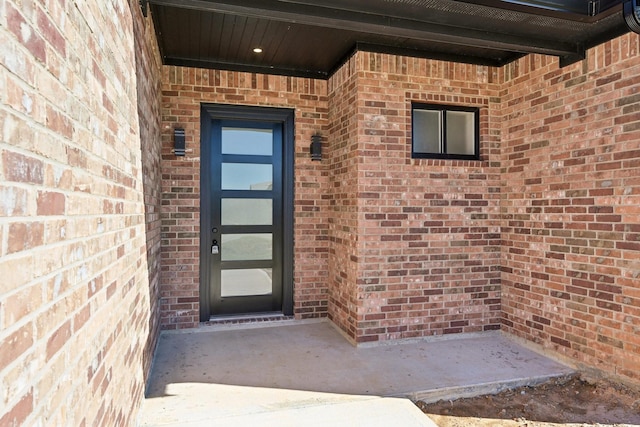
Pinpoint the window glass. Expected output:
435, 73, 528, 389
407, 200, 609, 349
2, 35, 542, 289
221, 234, 272, 261
221, 269, 272, 297
221, 199, 272, 225
222, 127, 272, 155
222, 163, 272, 190
446, 111, 475, 155
413, 109, 442, 154
412, 103, 478, 160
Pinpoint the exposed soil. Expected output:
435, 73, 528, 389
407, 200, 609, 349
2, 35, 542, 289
417, 375, 640, 427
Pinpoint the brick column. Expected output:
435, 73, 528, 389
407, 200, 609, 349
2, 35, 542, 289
327, 57, 362, 341
327, 52, 502, 344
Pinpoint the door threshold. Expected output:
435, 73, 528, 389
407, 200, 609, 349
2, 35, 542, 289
205, 312, 293, 326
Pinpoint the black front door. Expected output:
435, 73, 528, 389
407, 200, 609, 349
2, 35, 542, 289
200, 105, 294, 319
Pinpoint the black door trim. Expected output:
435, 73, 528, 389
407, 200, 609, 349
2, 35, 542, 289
199, 104, 295, 321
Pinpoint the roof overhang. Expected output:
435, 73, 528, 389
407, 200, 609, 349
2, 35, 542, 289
143, 0, 634, 79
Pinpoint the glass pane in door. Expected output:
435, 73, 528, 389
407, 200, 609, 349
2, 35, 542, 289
222, 127, 273, 155
221, 234, 272, 261
222, 163, 272, 190
221, 199, 273, 225
221, 269, 273, 297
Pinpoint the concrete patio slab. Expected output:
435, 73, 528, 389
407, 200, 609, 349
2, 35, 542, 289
140, 319, 573, 426
140, 383, 435, 426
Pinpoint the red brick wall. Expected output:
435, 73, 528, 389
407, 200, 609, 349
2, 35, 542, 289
2, 1, 637, 425
327, 56, 362, 339
500, 34, 640, 384
0, 1, 161, 425
132, 3, 164, 381
327, 53, 503, 343
159, 28, 639, 386
160, 67, 329, 328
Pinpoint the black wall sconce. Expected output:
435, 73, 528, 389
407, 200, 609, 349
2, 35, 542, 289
174, 128, 185, 156
310, 134, 322, 161
139, 0, 148, 17
624, 0, 640, 33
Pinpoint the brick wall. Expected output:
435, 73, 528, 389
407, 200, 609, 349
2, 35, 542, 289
159, 24, 638, 387
132, 2, 164, 382
327, 56, 361, 339
328, 52, 503, 343
500, 34, 640, 385
2, 1, 637, 425
160, 67, 329, 328
0, 1, 160, 425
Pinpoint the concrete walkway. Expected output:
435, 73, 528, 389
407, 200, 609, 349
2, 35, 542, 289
139, 319, 573, 426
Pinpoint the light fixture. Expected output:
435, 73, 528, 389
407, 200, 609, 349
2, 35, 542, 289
139, 0, 148, 17
310, 134, 322, 161
174, 128, 185, 156
624, 0, 640, 33
253, 47, 263, 53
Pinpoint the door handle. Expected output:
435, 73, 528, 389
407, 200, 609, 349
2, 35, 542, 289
211, 239, 219, 255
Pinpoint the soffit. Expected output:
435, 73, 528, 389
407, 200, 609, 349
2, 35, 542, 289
147, 0, 630, 79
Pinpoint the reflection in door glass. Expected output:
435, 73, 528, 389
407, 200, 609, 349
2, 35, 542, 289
221, 234, 272, 261
222, 128, 273, 156
222, 199, 272, 225
221, 269, 273, 297
222, 163, 272, 190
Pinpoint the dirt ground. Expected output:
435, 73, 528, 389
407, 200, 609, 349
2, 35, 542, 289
416, 375, 640, 427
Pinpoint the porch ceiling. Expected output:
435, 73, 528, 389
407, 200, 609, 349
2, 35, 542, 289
146, 0, 631, 79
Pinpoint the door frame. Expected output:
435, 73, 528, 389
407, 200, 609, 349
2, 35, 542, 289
199, 103, 295, 321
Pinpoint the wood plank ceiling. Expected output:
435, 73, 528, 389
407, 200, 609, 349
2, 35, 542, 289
145, 0, 633, 78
